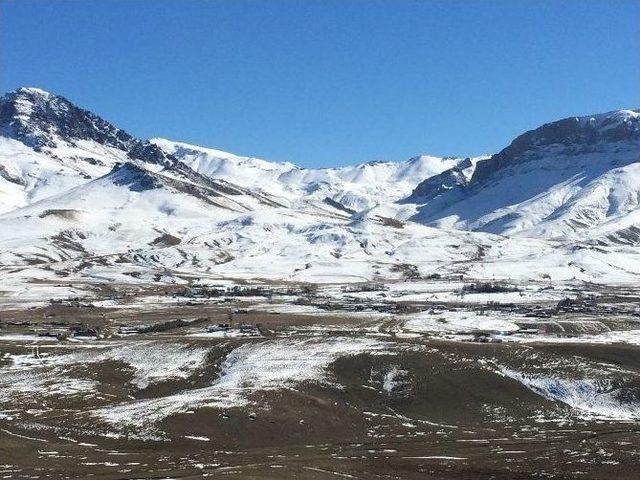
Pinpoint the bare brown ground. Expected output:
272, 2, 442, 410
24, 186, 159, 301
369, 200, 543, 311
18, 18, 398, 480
1, 297, 640, 479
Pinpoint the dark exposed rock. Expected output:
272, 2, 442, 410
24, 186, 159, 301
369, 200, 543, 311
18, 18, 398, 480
472, 110, 640, 184
403, 165, 470, 204
402, 157, 478, 204
0, 164, 26, 186
0, 87, 177, 166
323, 197, 357, 215
110, 162, 164, 192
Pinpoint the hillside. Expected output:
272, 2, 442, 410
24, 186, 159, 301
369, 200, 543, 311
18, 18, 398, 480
407, 110, 640, 244
0, 87, 639, 302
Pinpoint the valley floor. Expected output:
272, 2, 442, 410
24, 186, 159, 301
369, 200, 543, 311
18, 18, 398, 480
1, 278, 640, 479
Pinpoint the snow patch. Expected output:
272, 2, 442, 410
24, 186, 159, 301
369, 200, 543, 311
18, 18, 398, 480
500, 367, 640, 421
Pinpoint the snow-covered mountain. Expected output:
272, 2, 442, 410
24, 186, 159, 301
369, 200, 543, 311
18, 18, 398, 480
0, 87, 178, 213
0, 88, 492, 286
0, 87, 466, 214
151, 138, 474, 212
0, 86, 639, 296
408, 110, 640, 244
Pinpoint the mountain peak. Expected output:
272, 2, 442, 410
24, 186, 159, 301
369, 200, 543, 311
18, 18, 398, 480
471, 108, 640, 185
577, 109, 640, 127
14, 86, 54, 98
1, 87, 131, 151
0, 87, 176, 166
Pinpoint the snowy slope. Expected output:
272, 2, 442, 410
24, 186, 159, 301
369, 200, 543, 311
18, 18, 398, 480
152, 138, 469, 211
0, 88, 176, 213
0, 162, 252, 264
0, 157, 504, 286
1, 86, 640, 296
408, 110, 640, 240
0, 88, 467, 215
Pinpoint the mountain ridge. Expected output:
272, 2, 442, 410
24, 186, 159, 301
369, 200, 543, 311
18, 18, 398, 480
1, 86, 640, 292
0, 87, 176, 166
407, 109, 640, 239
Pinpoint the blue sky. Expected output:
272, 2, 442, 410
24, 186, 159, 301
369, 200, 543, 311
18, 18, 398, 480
2, 0, 639, 167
